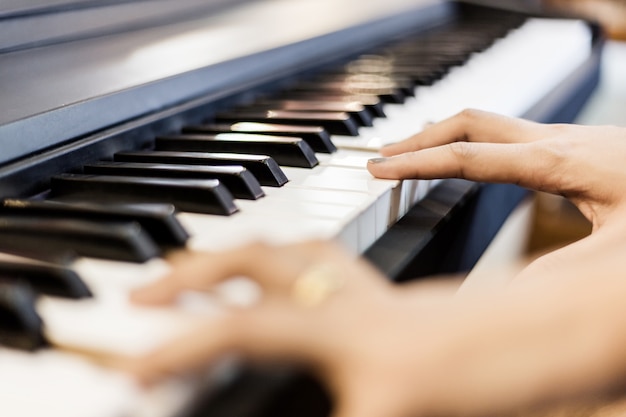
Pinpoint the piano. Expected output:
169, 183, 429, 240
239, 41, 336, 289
0, 0, 604, 416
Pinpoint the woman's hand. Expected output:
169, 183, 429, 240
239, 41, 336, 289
130, 241, 459, 417
367, 109, 626, 231
368, 109, 626, 285
129, 239, 626, 417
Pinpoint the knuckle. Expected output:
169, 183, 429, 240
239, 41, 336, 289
447, 141, 477, 161
458, 108, 485, 122
530, 140, 569, 166
446, 142, 478, 179
545, 123, 574, 137
526, 141, 571, 190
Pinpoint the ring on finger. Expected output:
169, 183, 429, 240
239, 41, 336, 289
291, 263, 344, 308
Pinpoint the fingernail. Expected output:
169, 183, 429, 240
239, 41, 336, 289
368, 157, 388, 164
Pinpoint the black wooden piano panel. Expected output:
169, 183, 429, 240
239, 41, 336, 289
0, 0, 252, 54
0, 0, 451, 167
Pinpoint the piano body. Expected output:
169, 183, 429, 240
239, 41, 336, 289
0, 0, 604, 416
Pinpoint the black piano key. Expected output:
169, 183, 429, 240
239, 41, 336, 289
344, 54, 394, 73
277, 92, 386, 118
0, 247, 77, 266
84, 162, 264, 200
0, 283, 46, 351
0, 199, 189, 248
50, 174, 238, 216
155, 134, 318, 168
115, 151, 288, 187
392, 54, 466, 70
0, 260, 91, 299
317, 74, 415, 98
183, 123, 337, 154
248, 100, 374, 127
341, 54, 445, 86
390, 65, 446, 85
215, 110, 360, 136
0, 216, 160, 263
389, 43, 473, 58
291, 80, 406, 104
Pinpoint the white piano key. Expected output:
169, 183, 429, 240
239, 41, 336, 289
15, 256, 219, 359
37, 295, 215, 357
282, 165, 401, 236
262, 186, 379, 250
332, 18, 592, 152
0, 347, 204, 417
317, 148, 431, 218
0, 348, 138, 417
179, 211, 349, 250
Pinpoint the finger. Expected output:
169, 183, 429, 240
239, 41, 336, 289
133, 302, 318, 383
131, 244, 286, 305
368, 141, 560, 191
132, 241, 352, 305
380, 109, 543, 157
131, 250, 231, 305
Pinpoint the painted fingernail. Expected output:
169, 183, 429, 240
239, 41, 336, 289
368, 157, 388, 164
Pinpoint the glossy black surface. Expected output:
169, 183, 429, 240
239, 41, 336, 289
155, 134, 319, 168
0, 0, 450, 167
84, 162, 265, 200
0, 283, 45, 351
246, 100, 374, 127
0, 216, 160, 263
115, 151, 289, 187
183, 123, 337, 154
50, 173, 238, 216
215, 110, 360, 136
0, 260, 91, 299
0, 198, 189, 247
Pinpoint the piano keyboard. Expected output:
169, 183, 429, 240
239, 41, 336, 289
0, 3, 596, 416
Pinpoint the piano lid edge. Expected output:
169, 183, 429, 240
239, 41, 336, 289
0, 0, 453, 168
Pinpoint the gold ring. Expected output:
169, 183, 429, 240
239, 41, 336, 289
291, 263, 344, 308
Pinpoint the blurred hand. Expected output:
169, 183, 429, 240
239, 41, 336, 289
130, 240, 459, 417
129, 239, 626, 417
